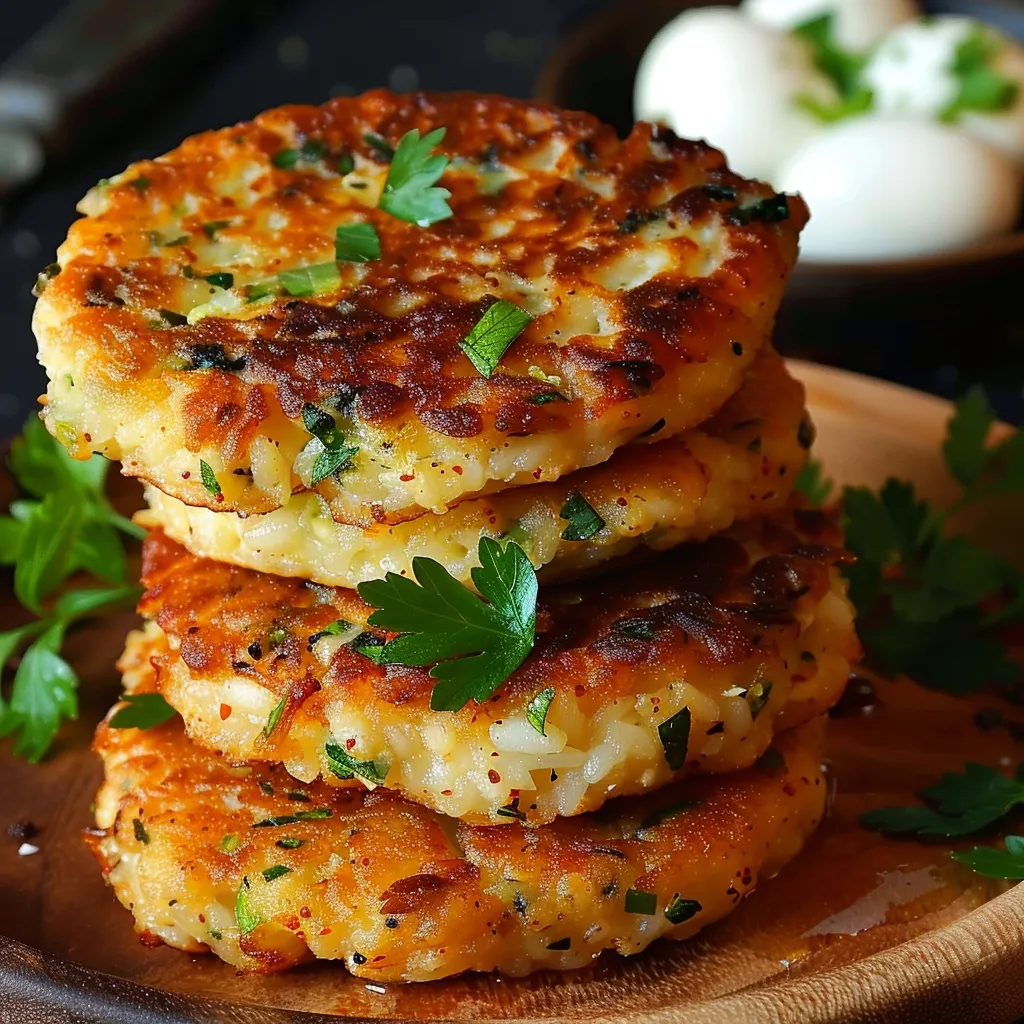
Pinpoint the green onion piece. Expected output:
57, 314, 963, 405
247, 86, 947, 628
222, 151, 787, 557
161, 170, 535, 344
624, 889, 657, 915
278, 262, 341, 297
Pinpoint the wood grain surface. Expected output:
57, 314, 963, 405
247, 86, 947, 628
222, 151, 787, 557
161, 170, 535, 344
1, 361, 1023, 1024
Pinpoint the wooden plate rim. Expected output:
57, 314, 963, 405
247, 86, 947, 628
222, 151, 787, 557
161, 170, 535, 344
2, 361, 1022, 1023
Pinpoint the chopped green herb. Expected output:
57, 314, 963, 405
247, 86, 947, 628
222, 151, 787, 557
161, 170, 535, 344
132, 818, 151, 845
335, 222, 381, 263
184, 343, 245, 372
357, 536, 538, 712
286, 791, 310, 802
261, 864, 292, 882
209, 928, 223, 941
109, 693, 178, 730
638, 800, 696, 831
301, 403, 359, 486
218, 833, 241, 854
378, 127, 452, 226
264, 697, 287, 738
559, 491, 605, 542
624, 889, 657, 915
252, 808, 333, 828
278, 262, 341, 297
496, 802, 526, 821
616, 620, 656, 641
129, 176, 151, 192
546, 937, 571, 951
351, 632, 387, 663
460, 300, 532, 378
526, 686, 555, 736
746, 681, 772, 719
235, 877, 260, 935
527, 391, 565, 405
324, 741, 389, 786
272, 148, 299, 169
664, 895, 702, 925
338, 151, 355, 175
258, 780, 275, 797
199, 460, 222, 497
276, 837, 305, 850
860, 762, 1024, 837
307, 619, 353, 648
363, 132, 396, 161
942, 25, 1019, 122
658, 707, 691, 772
246, 280, 279, 303
728, 194, 790, 226
204, 272, 234, 290
202, 220, 232, 239
702, 184, 737, 201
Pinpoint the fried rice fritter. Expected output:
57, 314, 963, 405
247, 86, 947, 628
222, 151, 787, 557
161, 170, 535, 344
138, 347, 811, 587
129, 508, 857, 825
88, 701, 827, 981
35, 90, 806, 524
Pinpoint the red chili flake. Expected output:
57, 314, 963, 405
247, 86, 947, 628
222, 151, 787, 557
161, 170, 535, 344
491, 751, 499, 757
320, 927, 332, 936
441, 790, 452, 796
296, 931, 306, 941
299, 906, 312, 919
216, 494, 225, 504
362, 857, 370, 867
532, 469, 542, 480
574, 684, 586, 697
452, 465, 463, 475
616, 497, 628, 506
488, 769, 501, 784
219, 703, 232, 720
345, 738, 356, 750
198, 914, 206, 923
181, 471, 191, 480
399, 473, 415, 482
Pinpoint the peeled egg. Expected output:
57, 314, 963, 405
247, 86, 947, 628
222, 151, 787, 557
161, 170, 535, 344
634, 6, 834, 180
776, 116, 1022, 261
742, 0, 917, 51
863, 16, 1024, 167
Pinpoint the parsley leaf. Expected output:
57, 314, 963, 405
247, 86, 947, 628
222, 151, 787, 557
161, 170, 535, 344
357, 537, 538, 712
943, 25, 1019, 122
658, 707, 691, 772
526, 686, 555, 736
460, 300, 532, 378
109, 693, 178, 730
199, 459, 221, 497
794, 459, 833, 506
1, 418, 142, 759
301, 403, 359, 486
324, 741, 389, 786
952, 835, 1024, 879
235, 877, 260, 934
860, 762, 1024, 837
559, 491, 605, 541
378, 127, 452, 227
278, 262, 341, 297
664, 896, 702, 925
624, 889, 657, 915
335, 223, 381, 263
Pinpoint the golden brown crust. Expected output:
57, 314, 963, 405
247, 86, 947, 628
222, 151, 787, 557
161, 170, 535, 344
133, 508, 857, 823
89, 708, 827, 981
36, 90, 806, 522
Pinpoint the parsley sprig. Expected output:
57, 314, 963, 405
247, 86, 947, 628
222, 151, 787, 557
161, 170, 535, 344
1, 418, 143, 759
378, 127, 452, 227
793, 13, 872, 123
862, 762, 1024, 882
357, 537, 538, 711
799, 386, 1024, 694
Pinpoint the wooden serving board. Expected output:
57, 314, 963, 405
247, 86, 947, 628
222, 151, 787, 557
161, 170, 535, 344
1, 362, 1023, 1024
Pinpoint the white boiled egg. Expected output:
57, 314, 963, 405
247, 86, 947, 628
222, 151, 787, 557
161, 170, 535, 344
776, 116, 1022, 261
863, 16, 1024, 167
742, 0, 917, 51
634, 6, 834, 180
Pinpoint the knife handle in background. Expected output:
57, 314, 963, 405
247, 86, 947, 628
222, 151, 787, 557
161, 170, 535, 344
0, 0, 247, 162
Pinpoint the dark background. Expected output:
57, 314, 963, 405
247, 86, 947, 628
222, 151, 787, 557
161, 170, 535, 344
2, 0, 1023, 435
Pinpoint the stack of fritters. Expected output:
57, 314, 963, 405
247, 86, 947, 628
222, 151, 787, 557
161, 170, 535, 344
34, 91, 858, 981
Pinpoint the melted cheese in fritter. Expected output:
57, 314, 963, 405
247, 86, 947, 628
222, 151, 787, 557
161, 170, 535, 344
88, 706, 826, 981
130, 509, 858, 825
138, 348, 811, 587
35, 90, 806, 523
